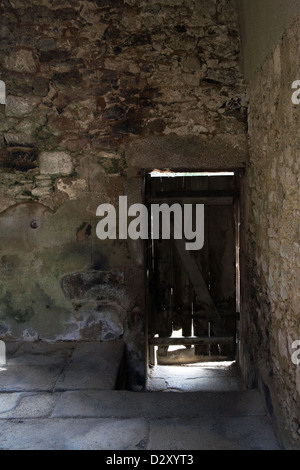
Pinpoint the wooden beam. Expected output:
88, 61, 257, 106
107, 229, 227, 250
148, 196, 233, 206
149, 336, 233, 346
174, 311, 237, 319
152, 190, 237, 198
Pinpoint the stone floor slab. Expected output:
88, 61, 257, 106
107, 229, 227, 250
148, 416, 281, 450
0, 418, 148, 450
0, 365, 64, 392
54, 340, 125, 391
165, 376, 244, 392
8, 342, 75, 366
0, 342, 282, 450
51, 389, 266, 419
147, 363, 245, 392
0, 392, 22, 414
0, 392, 59, 418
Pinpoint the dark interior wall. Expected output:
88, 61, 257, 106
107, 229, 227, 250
0, 0, 247, 389
237, 1, 300, 448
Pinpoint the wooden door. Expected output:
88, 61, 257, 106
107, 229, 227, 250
145, 172, 239, 365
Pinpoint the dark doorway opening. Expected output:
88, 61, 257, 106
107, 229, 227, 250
145, 170, 240, 377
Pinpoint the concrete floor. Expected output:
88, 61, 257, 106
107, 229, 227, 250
0, 341, 281, 450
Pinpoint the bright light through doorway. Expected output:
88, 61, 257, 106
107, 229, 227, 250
150, 171, 235, 177
147, 361, 243, 392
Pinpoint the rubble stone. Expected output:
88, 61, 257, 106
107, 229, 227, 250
39, 152, 73, 175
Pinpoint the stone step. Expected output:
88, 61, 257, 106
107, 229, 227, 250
0, 389, 266, 420
0, 389, 281, 450
1, 340, 126, 392
0, 415, 280, 450
54, 341, 126, 391
51, 389, 267, 419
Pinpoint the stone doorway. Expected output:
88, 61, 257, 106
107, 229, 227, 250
145, 170, 241, 386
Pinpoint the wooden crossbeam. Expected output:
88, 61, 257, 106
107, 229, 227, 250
148, 196, 233, 206
149, 336, 233, 346
150, 189, 237, 198
172, 311, 236, 319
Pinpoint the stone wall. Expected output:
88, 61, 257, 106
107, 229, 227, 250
240, 14, 300, 448
237, 0, 300, 81
0, 0, 247, 388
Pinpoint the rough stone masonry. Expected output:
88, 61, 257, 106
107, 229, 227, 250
0, 0, 248, 389
239, 13, 300, 447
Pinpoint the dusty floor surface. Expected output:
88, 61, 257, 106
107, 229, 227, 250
0, 341, 281, 450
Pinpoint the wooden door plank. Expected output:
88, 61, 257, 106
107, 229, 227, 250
171, 227, 226, 335
149, 336, 232, 346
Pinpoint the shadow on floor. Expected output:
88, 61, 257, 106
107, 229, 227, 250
0, 341, 281, 450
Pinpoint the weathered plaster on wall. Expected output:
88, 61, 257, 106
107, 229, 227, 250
240, 14, 300, 448
0, 0, 247, 388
